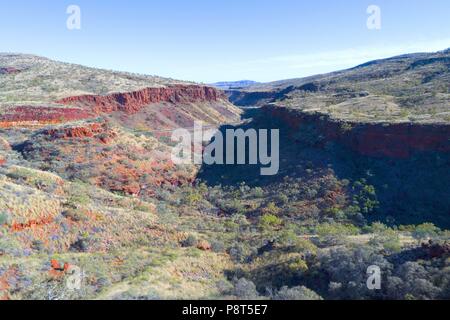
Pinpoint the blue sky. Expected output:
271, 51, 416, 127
0, 0, 449, 82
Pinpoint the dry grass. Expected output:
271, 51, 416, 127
0, 53, 191, 105
97, 248, 232, 300
0, 175, 62, 225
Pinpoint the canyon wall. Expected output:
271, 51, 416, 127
0, 106, 94, 128
1, 85, 229, 128
57, 85, 226, 114
226, 90, 276, 106
264, 105, 450, 158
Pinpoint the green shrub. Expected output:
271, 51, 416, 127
292, 239, 318, 255
210, 240, 226, 253
0, 212, 11, 226
274, 286, 323, 300
261, 202, 281, 216
219, 199, 246, 215
250, 187, 264, 198
31, 240, 45, 252
367, 222, 390, 234
229, 242, 255, 263
181, 235, 198, 247
412, 223, 441, 240
316, 223, 360, 245
233, 278, 260, 299
259, 214, 283, 230
316, 223, 359, 237
382, 237, 402, 253
275, 194, 289, 206
61, 208, 87, 222
368, 228, 402, 253
352, 179, 379, 214
183, 191, 202, 206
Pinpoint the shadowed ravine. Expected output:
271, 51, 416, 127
197, 108, 450, 228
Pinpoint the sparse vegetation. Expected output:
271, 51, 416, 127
0, 50, 448, 301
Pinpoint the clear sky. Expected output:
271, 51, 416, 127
0, 0, 449, 83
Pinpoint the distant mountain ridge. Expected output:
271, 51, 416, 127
228, 48, 450, 123
210, 80, 259, 90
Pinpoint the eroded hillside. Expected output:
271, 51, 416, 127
0, 54, 244, 300
0, 52, 449, 300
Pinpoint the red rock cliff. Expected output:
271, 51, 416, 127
265, 106, 450, 158
42, 122, 116, 143
57, 85, 226, 114
0, 106, 94, 128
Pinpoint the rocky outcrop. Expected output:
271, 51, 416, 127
0, 106, 94, 128
57, 85, 226, 114
265, 106, 450, 158
0, 86, 233, 131
0, 67, 21, 75
196, 240, 212, 251
42, 122, 116, 143
49, 259, 71, 278
11, 216, 54, 232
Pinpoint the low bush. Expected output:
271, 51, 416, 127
181, 235, 198, 248
273, 286, 323, 300
233, 278, 260, 299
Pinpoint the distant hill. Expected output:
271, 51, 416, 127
210, 80, 260, 90
229, 48, 450, 123
0, 53, 192, 105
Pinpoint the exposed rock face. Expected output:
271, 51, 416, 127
49, 259, 72, 278
0, 67, 21, 75
196, 240, 212, 251
0, 85, 236, 132
42, 122, 116, 143
11, 216, 54, 232
0, 106, 94, 128
265, 106, 450, 158
57, 85, 226, 114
